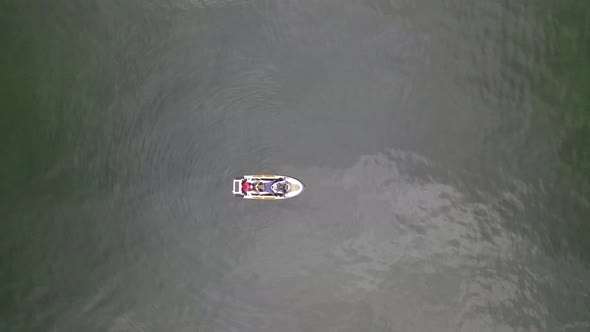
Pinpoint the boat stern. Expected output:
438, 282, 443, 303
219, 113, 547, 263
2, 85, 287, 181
232, 177, 244, 197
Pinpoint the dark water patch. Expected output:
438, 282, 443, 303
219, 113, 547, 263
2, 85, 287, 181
526, 0, 590, 262
534, 1, 590, 191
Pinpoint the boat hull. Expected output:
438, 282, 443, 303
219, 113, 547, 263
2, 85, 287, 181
232, 175, 305, 200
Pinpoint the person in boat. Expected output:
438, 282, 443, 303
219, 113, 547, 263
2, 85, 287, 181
271, 179, 288, 196
243, 178, 287, 196
242, 181, 253, 194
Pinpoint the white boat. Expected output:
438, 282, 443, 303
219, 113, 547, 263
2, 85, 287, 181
232, 174, 305, 200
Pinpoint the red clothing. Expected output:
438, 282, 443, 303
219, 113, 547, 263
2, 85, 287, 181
242, 182, 252, 191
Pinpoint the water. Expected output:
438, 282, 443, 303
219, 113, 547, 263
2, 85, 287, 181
1, 0, 589, 331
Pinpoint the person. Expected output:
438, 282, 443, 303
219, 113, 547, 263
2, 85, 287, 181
242, 181, 253, 193
242, 180, 265, 193
244, 178, 288, 196
269, 178, 288, 196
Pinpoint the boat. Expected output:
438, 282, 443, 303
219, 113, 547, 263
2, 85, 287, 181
232, 174, 305, 200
